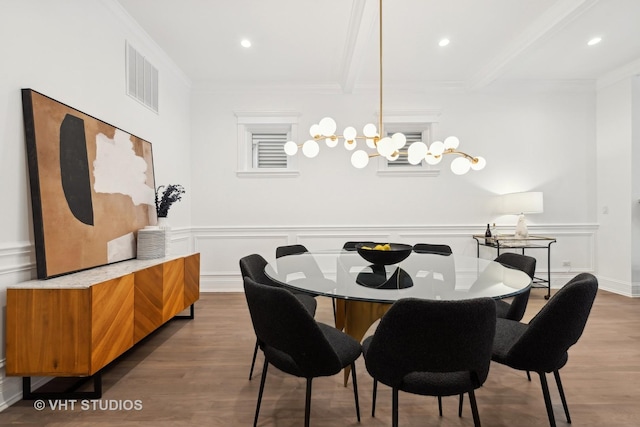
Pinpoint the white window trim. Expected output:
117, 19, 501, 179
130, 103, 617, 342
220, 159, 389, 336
376, 110, 443, 177
235, 112, 300, 178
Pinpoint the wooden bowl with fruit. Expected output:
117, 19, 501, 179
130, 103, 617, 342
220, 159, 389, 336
355, 242, 413, 265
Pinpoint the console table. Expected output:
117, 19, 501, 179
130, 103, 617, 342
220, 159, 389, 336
472, 235, 556, 299
5, 253, 200, 399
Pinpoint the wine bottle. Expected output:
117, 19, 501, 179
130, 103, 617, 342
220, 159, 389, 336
485, 223, 492, 245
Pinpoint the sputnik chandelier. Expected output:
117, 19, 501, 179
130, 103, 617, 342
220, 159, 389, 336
283, 0, 486, 175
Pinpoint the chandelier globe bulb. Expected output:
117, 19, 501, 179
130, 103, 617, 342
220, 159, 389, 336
351, 150, 370, 168
363, 123, 377, 138
284, 141, 298, 155
343, 126, 357, 141
302, 140, 320, 158
443, 136, 460, 150
429, 140, 445, 156
318, 117, 337, 137
470, 156, 487, 170
344, 139, 357, 151
376, 136, 394, 157
451, 156, 472, 175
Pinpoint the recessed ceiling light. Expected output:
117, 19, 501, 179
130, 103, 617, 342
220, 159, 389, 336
439, 38, 450, 47
587, 37, 602, 46
241, 39, 252, 48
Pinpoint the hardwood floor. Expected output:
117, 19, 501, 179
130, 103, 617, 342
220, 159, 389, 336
3, 287, 640, 426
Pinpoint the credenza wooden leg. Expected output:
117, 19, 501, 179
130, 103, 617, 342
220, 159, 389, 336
22, 373, 102, 400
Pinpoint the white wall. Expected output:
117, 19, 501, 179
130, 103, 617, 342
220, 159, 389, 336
632, 76, 640, 287
596, 78, 635, 294
191, 85, 596, 225
0, 0, 192, 410
190, 83, 598, 290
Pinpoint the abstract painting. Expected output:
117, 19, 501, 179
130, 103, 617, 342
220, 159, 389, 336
22, 89, 156, 278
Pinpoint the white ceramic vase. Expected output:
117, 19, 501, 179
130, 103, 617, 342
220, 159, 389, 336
157, 217, 171, 256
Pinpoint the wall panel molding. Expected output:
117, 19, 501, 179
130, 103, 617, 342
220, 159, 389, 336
192, 223, 600, 292
0, 243, 35, 278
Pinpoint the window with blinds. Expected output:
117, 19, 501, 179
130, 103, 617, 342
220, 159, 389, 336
386, 131, 424, 167
252, 133, 288, 168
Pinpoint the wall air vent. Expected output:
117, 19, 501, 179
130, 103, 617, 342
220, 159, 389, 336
126, 41, 159, 113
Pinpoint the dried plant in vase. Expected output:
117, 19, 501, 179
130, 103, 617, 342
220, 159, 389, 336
155, 184, 185, 219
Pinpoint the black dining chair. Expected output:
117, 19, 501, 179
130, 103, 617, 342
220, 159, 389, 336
342, 241, 376, 251
363, 297, 496, 427
491, 272, 598, 427
243, 276, 362, 427
275, 244, 325, 278
276, 243, 309, 258
494, 252, 536, 321
412, 243, 453, 255
276, 243, 335, 321
239, 254, 317, 380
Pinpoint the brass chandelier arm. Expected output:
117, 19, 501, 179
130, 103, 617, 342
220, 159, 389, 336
378, 0, 384, 137
311, 134, 380, 142
366, 148, 482, 163
444, 149, 483, 163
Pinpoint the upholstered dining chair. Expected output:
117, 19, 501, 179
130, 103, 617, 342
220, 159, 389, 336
363, 297, 496, 427
239, 254, 317, 380
342, 241, 376, 251
491, 272, 598, 427
493, 252, 536, 321
276, 243, 309, 258
412, 243, 453, 255
243, 276, 362, 427
276, 243, 335, 321
275, 244, 325, 278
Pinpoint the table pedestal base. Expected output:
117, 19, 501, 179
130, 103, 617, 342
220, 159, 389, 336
335, 299, 391, 386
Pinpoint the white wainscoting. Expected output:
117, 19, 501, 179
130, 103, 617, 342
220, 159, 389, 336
192, 223, 601, 293
0, 242, 40, 411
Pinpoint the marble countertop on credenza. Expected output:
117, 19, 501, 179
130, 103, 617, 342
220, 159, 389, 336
8, 253, 197, 289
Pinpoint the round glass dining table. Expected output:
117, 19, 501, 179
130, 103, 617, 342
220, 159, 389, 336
265, 249, 531, 385
265, 250, 531, 304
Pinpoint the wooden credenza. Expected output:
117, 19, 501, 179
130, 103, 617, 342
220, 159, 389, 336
5, 253, 200, 379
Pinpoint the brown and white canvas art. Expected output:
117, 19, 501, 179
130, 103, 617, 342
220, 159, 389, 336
22, 89, 156, 278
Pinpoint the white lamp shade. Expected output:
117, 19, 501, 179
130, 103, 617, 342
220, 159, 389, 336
500, 191, 544, 214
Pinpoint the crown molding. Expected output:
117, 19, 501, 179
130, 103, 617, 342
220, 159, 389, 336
467, 0, 600, 91
99, 0, 191, 89
597, 58, 640, 90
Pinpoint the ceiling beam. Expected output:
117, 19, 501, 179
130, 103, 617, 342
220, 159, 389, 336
340, 0, 378, 93
466, 0, 600, 91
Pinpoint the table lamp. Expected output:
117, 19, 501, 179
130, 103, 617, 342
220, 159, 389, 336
500, 191, 543, 238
